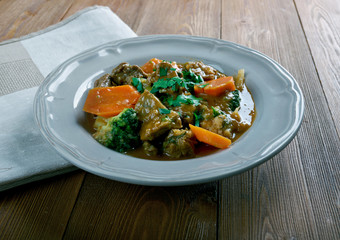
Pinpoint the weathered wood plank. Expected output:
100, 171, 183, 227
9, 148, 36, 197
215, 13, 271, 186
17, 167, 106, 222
0, 171, 85, 239
62, 0, 221, 37
219, 0, 340, 239
63, 174, 217, 240
295, 0, 340, 138
0, 0, 73, 41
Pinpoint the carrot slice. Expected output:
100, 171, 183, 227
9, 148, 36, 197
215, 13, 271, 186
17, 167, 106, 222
189, 124, 231, 149
193, 84, 205, 94
141, 58, 162, 73
83, 85, 141, 118
194, 76, 236, 96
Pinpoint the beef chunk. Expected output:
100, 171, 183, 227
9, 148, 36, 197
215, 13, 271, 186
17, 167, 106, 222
134, 90, 182, 141
172, 104, 197, 126
111, 62, 148, 86
200, 114, 233, 139
183, 61, 226, 80
142, 141, 158, 156
94, 74, 115, 88
163, 129, 196, 158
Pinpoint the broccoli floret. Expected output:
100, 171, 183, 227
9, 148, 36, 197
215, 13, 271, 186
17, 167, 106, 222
228, 90, 240, 111
93, 108, 141, 153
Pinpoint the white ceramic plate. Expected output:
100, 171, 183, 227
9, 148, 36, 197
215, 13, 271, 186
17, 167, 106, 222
34, 35, 304, 186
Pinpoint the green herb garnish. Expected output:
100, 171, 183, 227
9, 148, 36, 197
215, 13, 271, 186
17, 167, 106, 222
159, 108, 171, 114
159, 67, 168, 77
166, 94, 202, 107
212, 106, 221, 117
229, 90, 240, 111
132, 77, 144, 93
150, 77, 185, 94
193, 110, 203, 126
182, 69, 204, 84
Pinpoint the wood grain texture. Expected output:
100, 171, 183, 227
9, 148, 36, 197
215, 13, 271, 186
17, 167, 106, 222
0, 171, 85, 240
62, 0, 221, 37
219, 0, 340, 239
294, 0, 340, 137
0, 0, 73, 40
63, 174, 217, 240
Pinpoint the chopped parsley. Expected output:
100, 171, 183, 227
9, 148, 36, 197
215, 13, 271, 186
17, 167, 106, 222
159, 108, 171, 114
150, 77, 185, 94
181, 69, 205, 94
132, 77, 144, 93
166, 94, 202, 107
212, 106, 221, 117
182, 69, 204, 84
193, 110, 203, 126
229, 90, 240, 111
159, 67, 168, 77
150, 69, 206, 95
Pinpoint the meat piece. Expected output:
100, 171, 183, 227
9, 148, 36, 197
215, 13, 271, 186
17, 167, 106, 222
142, 141, 158, 156
111, 62, 148, 86
200, 114, 232, 138
183, 61, 226, 80
172, 104, 197, 125
134, 90, 182, 141
163, 129, 196, 158
94, 74, 115, 88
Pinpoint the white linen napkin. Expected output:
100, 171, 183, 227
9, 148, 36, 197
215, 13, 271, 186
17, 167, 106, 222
0, 6, 137, 191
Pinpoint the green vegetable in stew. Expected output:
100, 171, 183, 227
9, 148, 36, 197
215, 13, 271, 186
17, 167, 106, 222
132, 77, 144, 93
92, 108, 141, 153
227, 90, 241, 111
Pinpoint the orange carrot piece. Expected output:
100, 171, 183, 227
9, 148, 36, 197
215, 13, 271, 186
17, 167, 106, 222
189, 124, 231, 149
83, 85, 141, 118
141, 58, 162, 73
194, 85, 205, 94
194, 76, 236, 96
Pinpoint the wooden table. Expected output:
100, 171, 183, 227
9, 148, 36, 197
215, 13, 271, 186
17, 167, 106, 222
1, 0, 339, 239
